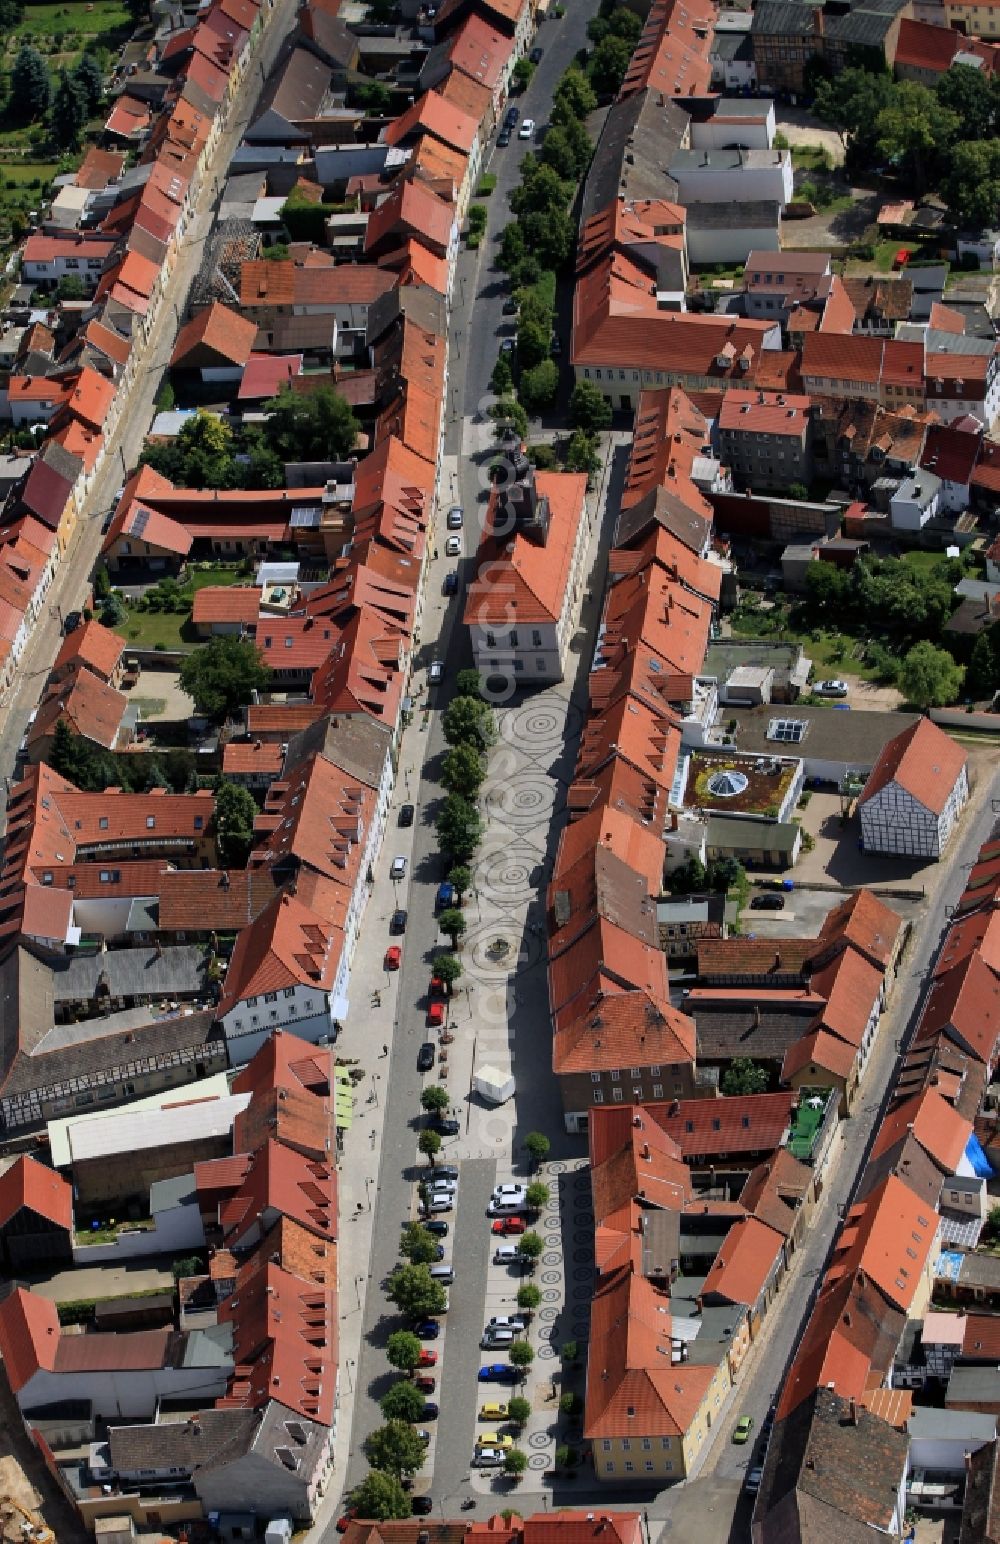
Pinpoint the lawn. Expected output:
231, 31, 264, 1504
9, 0, 131, 38
118, 565, 244, 652
728, 609, 887, 682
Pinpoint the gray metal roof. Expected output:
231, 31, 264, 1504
685, 200, 781, 231
49, 945, 206, 1003
579, 88, 688, 225
724, 702, 921, 772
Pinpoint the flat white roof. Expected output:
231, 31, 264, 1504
47, 1070, 233, 1168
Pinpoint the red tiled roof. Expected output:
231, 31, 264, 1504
554, 987, 696, 1075
446, 12, 513, 89
859, 718, 967, 816
52, 618, 125, 683
782, 1027, 858, 1084
219, 1139, 336, 1245
702, 1215, 785, 1306
28, 669, 128, 752
157, 868, 281, 932
192, 586, 262, 625
74, 146, 126, 190
827, 1174, 937, 1313
801, 332, 923, 390
809, 947, 883, 1050
0, 1154, 72, 1232
464, 470, 587, 626
218, 890, 343, 1015
238, 353, 303, 401
365, 177, 455, 258
814, 888, 905, 972
0, 1288, 60, 1392
222, 740, 285, 776
718, 389, 812, 437
870, 1086, 972, 1174
646, 1092, 795, 1159
170, 301, 259, 369
918, 950, 1000, 1065
383, 89, 479, 155
895, 16, 962, 73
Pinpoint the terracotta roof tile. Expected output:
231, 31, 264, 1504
859, 718, 967, 816
647, 1092, 795, 1159
827, 1175, 937, 1313
702, 1215, 785, 1305
157, 868, 281, 932
0, 1153, 72, 1232
464, 469, 588, 626
51, 618, 125, 683
218, 890, 344, 1015
170, 301, 258, 369
0, 1288, 60, 1392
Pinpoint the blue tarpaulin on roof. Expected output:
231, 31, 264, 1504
965, 1132, 994, 1179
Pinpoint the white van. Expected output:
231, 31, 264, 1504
494, 1244, 519, 1265
430, 1265, 454, 1283
481, 1328, 514, 1349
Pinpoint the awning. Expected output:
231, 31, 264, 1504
334, 1067, 354, 1130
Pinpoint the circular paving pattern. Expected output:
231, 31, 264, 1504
540, 1307, 558, 1321
529, 1433, 549, 1451
573, 1230, 591, 1244
544, 1251, 562, 1266
529, 1453, 549, 1469
543, 1287, 560, 1301
573, 1248, 591, 1263
542, 1271, 561, 1285
474, 849, 534, 899
484, 776, 557, 834
538, 1345, 556, 1360
549, 1162, 567, 1175
501, 703, 565, 756
573, 1285, 591, 1300
538, 1326, 554, 1341
546, 1233, 561, 1247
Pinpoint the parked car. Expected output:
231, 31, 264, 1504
391, 856, 407, 880
423, 1221, 449, 1237
518, 117, 535, 139
415, 1320, 441, 1339
491, 1217, 526, 1235
815, 678, 849, 698
416, 1430, 432, 1444
417, 1348, 438, 1366
493, 1244, 520, 1264
399, 803, 415, 827
447, 506, 464, 529
390, 908, 408, 934
476, 1432, 513, 1450
500, 337, 515, 354
550, 332, 561, 356
529, 45, 543, 61
422, 1194, 452, 1213
429, 660, 443, 683
436, 881, 455, 909
384, 945, 402, 970
429, 974, 448, 997
478, 1363, 520, 1382
482, 1328, 514, 1349
745, 1466, 764, 1494
750, 894, 785, 911
502, 295, 519, 315
417, 1042, 436, 1071
427, 1002, 445, 1028
63, 610, 82, 635
414, 1374, 437, 1392
733, 1415, 754, 1445
474, 1448, 506, 1467
428, 1177, 457, 1194
497, 128, 511, 146
444, 571, 459, 596
488, 1315, 526, 1332
446, 534, 462, 556
479, 1402, 509, 1421
422, 1402, 439, 1420
432, 1117, 461, 1136
433, 1166, 459, 1180
492, 1183, 527, 1201
412, 1497, 434, 1515
504, 105, 519, 127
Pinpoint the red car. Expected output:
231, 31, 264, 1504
385, 945, 402, 970
429, 975, 447, 998
337, 1509, 358, 1533
491, 1217, 526, 1235
414, 1373, 436, 1392
417, 1348, 438, 1367
427, 1002, 445, 1027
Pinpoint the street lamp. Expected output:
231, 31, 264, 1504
354, 1274, 363, 1311
345, 1358, 355, 1392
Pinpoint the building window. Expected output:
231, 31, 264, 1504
630, 1067, 641, 1077
591, 1072, 601, 1083
510, 630, 519, 646
610, 1069, 620, 1081
486, 631, 496, 647
652, 1084, 663, 1098
194, 816, 203, 830
99, 816, 109, 829
624, 1461, 634, 1473
645, 1461, 654, 1473
146, 816, 155, 829
602, 1440, 612, 1452
593, 1090, 604, 1103
532, 630, 542, 647
622, 1439, 630, 1452
612, 1087, 623, 1102
605, 1462, 615, 1473
265, 992, 277, 1003
284, 987, 295, 998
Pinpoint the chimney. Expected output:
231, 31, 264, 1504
753, 1003, 761, 1029
848, 1398, 859, 1426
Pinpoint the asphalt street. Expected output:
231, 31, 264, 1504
0, 0, 301, 802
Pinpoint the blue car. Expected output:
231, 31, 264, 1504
436, 881, 455, 910
444, 571, 459, 596
478, 1363, 519, 1383
416, 1321, 442, 1339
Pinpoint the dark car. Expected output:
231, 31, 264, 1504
422, 1402, 440, 1419
478, 1363, 520, 1383
529, 45, 543, 62
505, 105, 519, 127
399, 803, 415, 827
424, 1219, 449, 1236
63, 610, 82, 635
416, 1320, 441, 1339
432, 1117, 461, 1136
750, 894, 786, 911
444, 571, 459, 596
412, 1498, 434, 1516
417, 1042, 436, 1072
390, 908, 408, 934
502, 295, 519, 315
497, 128, 511, 146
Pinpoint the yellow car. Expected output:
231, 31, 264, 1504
476, 1432, 513, 1450
479, 1402, 509, 1421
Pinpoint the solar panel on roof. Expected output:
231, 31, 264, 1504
131, 507, 150, 538
290, 507, 320, 528
767, 718, 806, 744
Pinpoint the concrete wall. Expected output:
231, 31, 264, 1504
73, 1197, 205, 1264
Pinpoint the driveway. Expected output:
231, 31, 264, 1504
781, 189, 878, 250
775, 108, 846, 167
